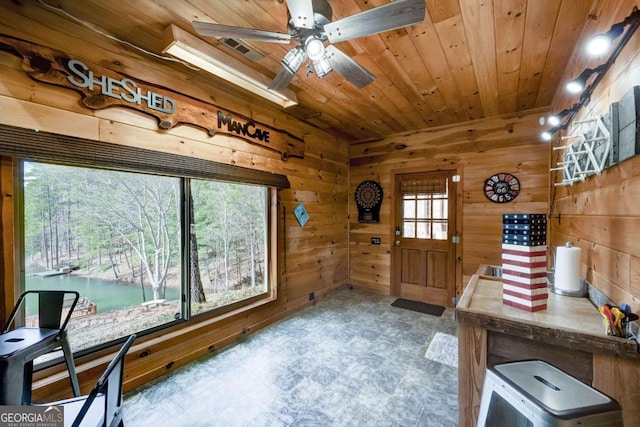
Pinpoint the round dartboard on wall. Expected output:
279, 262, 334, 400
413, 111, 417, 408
355, 180, 383, 222
484, 173, 520, 203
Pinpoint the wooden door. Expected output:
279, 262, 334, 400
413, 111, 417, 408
392, 170, 457, 307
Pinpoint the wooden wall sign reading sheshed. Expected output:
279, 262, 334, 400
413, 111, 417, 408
0, 35, 304, 160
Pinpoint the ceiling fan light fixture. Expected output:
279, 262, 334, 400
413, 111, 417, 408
312, 56, 333, 78
162, 24, 297, 108
282, 47, 305, 74
305, 37, 325, 62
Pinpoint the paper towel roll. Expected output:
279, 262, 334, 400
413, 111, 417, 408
554, 244, 581, 292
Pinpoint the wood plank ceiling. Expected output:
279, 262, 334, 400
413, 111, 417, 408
0, 0, 618, 142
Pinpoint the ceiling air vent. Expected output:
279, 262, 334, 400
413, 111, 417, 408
222, 38, 264, 62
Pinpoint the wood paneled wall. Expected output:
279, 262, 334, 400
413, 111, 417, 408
0, 9, 348, 398
349, 110, 550, 301
549, 1, 640, 314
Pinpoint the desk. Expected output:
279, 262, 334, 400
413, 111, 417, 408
456, 272, 640, 426
0, 328, 79, 405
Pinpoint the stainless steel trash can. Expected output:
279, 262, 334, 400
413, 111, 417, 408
477, 360, 622, 426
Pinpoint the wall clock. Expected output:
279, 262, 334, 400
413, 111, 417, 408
355, 180, 383, 223
484, 173, 520, 203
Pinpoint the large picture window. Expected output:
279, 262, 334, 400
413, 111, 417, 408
22, 160, 273, 355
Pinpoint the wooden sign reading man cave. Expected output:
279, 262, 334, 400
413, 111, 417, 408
0, 35, 304, 160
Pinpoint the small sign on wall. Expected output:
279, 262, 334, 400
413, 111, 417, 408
293, 203, 309, 227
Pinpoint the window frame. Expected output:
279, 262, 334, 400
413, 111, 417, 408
6, 123, 284, 361
400, 180, 450, 241
185, 180, 278, 322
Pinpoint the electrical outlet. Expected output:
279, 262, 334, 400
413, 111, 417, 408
309, 292, 315, 301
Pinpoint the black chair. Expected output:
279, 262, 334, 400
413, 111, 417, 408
0, 290, 81, 404
39, 334, 136, 427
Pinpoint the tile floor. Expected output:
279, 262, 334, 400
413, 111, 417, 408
124, 288, 459, 427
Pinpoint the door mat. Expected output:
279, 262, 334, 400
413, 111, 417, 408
424, 332, 458, 368
391, 298, 445, 317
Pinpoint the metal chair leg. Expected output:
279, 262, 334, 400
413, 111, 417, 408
60, 334, 80, 397
22, 361, 33, 405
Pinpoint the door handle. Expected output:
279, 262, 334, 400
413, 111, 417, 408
395, 240, 401, 246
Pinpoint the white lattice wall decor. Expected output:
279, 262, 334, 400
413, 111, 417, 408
551, 117, 611, 186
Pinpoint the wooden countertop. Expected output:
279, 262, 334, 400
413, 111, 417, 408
456, 273, 640, 360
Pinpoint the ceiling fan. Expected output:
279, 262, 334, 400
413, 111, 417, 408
192, 0, 426, 91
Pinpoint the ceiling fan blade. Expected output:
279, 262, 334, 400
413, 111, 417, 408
285, 0, 316, 29
192, 22, 291, 44
325, 45, 375, 89
269, 67, 297, 91
324, 0, 426, 44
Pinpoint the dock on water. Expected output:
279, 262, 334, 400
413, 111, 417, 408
32, 266, 73, 277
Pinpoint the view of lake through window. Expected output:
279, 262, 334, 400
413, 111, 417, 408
22, 161, 270, 355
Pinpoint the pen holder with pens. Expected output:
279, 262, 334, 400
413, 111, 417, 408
598, 303, 638, 338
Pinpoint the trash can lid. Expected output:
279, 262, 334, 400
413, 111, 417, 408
492, 360, 619, 414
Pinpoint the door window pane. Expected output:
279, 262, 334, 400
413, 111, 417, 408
403, 199, 416, 219
433, 220, 448, 240
403, 221, 416, 238
416, 198, 430, 218
400, 179, 449, 240
432, 199, 448, 219
416, 222, 430, 239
